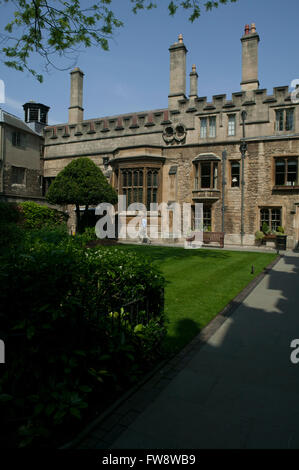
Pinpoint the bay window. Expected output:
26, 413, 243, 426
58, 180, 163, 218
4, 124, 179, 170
120, 167, 160, 210
194, 161, 218, 189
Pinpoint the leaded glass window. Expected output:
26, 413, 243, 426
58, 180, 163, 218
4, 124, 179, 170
228, 115, 236, 136
209, 116, 216, 138
120, 167, 159, 209
200, 118, 207, 138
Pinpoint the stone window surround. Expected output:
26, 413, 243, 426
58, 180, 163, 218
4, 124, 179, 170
192, 203, 214, 232
113, 159, 163, 211
230, 160, 241, 188
227, 114, 236, 136
203, 204, 212, 231
11, 165, 26, 186
120, 167, 159, 210
191, 202, 214, 232
272, 155, 299, 188
274, 107, 295, 133
12, 130, 24, 148
193, 160, 219, 190
258, 205, 283, 232
199, 115, 217, 139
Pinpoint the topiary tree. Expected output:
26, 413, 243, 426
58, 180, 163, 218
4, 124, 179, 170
46, 157, 118, 232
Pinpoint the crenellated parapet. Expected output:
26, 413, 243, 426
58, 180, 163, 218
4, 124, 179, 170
44, 83, 297, 149
44, 109, 173, 144
184, 86, 294, 116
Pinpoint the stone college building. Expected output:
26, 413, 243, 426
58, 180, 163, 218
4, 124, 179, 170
43, 24, 299, 248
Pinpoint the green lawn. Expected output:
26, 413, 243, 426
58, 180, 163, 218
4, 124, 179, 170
109, 244, 277, 353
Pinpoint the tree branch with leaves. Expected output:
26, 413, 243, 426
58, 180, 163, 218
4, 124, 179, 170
0, 0, 238, 82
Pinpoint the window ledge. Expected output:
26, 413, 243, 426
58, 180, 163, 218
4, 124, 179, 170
274, 131, 294, 135
273, 185, 299, 190
192, 189, 220, 201
192, 189, 220, 192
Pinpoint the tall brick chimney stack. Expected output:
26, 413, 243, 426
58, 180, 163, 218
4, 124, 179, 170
68, 67, 84, 123
168, 34, 188, 108
189, 64, 198, 98
240, 23, 260, 92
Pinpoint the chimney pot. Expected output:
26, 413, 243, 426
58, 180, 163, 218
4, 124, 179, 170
251, 23, 256, 33
178, 34, 183, 43
192, 64, 196, 73
244, 24, 250, 35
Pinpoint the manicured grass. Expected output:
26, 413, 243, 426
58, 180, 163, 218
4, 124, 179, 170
109, 245, 277, 352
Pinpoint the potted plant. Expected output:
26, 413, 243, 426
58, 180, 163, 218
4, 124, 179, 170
261, 222, 276, 244
276, 226, 287, 250
262, 222, 270, 235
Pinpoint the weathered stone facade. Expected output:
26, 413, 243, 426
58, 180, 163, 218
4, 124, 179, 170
0, 104, 48, 203
43, 24, 299, 248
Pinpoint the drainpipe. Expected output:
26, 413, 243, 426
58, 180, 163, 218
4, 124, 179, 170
222, 150, 227, 233
240, 111, 248, 246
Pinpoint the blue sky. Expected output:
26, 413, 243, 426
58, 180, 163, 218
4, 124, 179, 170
0, 0, 299, 124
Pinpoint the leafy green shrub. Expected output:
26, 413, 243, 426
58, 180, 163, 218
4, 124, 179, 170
23, 224, 70, 248
0, 243, 166, 447
255, 230, 264, 241
18, 201, 68, 229
85, 248, 165, 314
276, 226, 285, 234
74, 226, 97, 245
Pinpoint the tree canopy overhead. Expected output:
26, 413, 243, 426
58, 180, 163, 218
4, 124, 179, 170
0, 0, 238, 82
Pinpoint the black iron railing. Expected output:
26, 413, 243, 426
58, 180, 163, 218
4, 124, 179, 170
109, 288, 164, 331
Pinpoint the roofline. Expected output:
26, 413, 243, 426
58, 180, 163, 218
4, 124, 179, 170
0, 107, 42, 136
44, 107, 168, 128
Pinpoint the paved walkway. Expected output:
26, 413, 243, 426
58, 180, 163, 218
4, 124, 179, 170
79, 251, 299, 449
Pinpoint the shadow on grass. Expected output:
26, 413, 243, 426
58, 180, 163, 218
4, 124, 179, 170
163, 318, 201, 354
